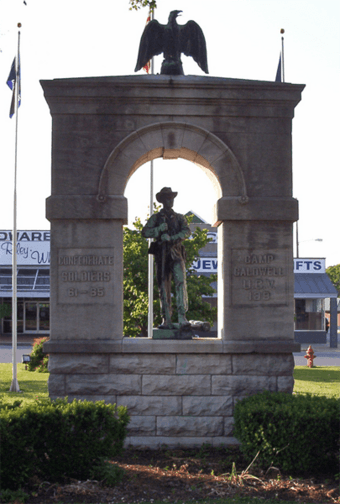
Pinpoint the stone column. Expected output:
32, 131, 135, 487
215, 197, 298, 341
46, 195, 127, 342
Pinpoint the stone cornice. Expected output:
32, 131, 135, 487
40, 75, 305, 117
44, 338, 300, 354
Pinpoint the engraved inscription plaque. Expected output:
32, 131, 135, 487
58, 248, 114, 304
231, 249, 289, 307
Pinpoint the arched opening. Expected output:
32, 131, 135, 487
97, 122, 247, 203
124, 157, 221, 337
98, 121, 248, 340
124, 157, 220, 226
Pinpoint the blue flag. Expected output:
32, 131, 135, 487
275, 54, 282, 82
6, 57, 21, 118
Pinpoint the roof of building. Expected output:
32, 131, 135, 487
185, 211, 206, 224
294, 273, 338, 299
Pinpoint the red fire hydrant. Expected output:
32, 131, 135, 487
304, 345, 316, 368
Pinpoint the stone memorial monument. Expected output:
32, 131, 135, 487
42, 11, 303, 447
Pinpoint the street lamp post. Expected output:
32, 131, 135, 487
295, 222, 323, 257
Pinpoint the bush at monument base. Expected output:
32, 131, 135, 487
234, 391, 339, 475
0, 398, 129, 490
28, 337, 49, 372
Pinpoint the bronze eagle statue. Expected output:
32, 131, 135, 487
134, 10, 208, 75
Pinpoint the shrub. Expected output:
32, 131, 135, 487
27, 338, 49, 372
0, 398, 129, 490
91, 458, 125, 486
234, 391, 340, 475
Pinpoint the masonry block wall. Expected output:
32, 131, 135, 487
47, 340, 295, 447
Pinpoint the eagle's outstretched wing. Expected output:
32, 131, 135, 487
135, 20, 165, 72
179, 20, 208, 74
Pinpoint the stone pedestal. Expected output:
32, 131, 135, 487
46, 338, 299, 448
153, 327, 193, 340
41, 75, 304, 447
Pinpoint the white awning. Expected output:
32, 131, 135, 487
0, 268, 50, 298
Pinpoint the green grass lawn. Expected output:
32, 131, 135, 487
293, 365, 340, 397
0, 363, 339, 406
0, 363, 49, 406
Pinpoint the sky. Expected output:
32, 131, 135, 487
0, 0, 339, 267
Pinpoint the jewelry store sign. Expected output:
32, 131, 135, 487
58, 248, 114, 304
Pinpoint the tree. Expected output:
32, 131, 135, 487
129, 0, 157, 12
123, 211, 217, 337
0, 303, 11, 320
123, 216, 149, 337
326, 264, 340, 296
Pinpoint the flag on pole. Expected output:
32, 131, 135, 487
275, 29, 285, 83
275, 53, 282, 82
6, 56, 21, 118
143, 10, 152, 73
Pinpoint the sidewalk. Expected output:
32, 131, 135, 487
0, 335, 47, 364
0, 334, 44, 346
293, 335, 340, 366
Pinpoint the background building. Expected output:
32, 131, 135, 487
294, 258, 338, 344
0, 231, 50, 337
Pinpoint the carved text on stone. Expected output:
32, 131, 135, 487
57, 248, 114, 304
231, 249, 289, 307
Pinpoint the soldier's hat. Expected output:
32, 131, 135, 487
156, 187, 178, 203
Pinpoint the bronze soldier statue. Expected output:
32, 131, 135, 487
142, 187, 191, 329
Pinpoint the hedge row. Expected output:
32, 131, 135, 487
234, 391, 340, 475
0, 398, 129, 490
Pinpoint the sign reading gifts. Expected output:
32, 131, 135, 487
294, 258, 325, 274
193, 257, 326, 275
0, 231, 50, 266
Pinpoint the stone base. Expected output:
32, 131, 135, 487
125, 435, 240, 449
46, 339, 298, 448
153, 327, 193, 340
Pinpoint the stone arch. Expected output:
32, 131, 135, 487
97, 122, 248, 204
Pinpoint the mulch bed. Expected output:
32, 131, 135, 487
23, 447, 339, 504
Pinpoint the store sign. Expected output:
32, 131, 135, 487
294, 258, 325, 274
192, 257, 218, 273
206, 232, 217, 244
0, 230, 50, 266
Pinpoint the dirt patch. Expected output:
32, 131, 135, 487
23, 447, 339, 503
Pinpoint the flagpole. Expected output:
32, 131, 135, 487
147, 7, 155, 339
9, 25, 21, 393
280, 28, 285, 82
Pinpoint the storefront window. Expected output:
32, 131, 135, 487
2, 299, 49, 334
25, 302, 38, 331
24, 301, 50, 332
3, 299, 23, 333
295, 298, 325, 330
39, 303, 50, 331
